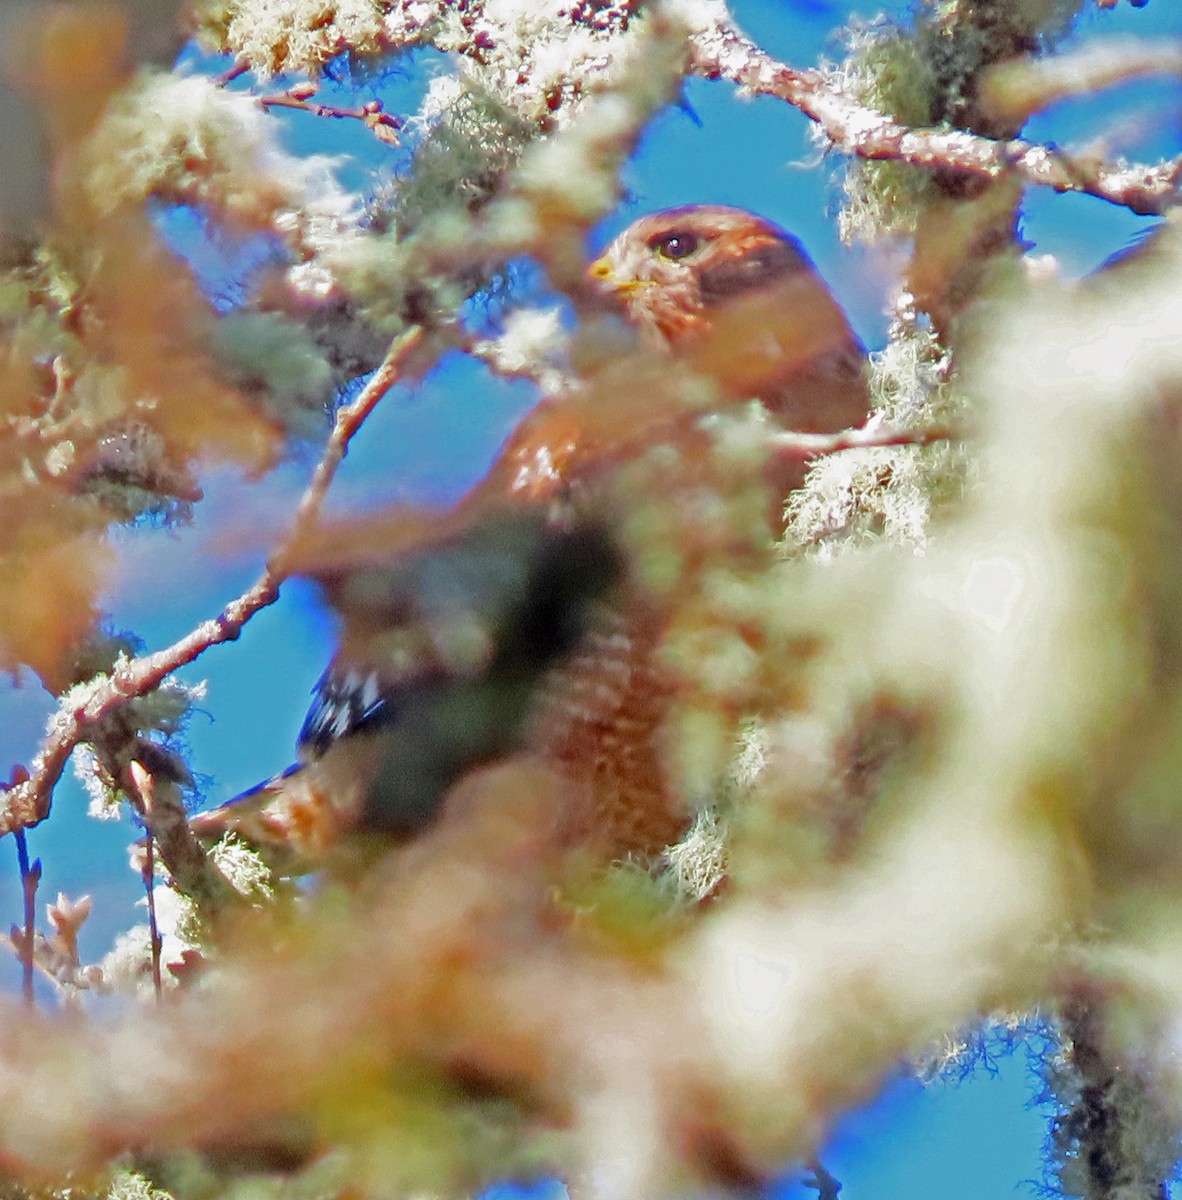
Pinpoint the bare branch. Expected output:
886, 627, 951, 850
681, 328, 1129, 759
1052, 996, 1176, 1200
129, 763, 166, 1001
213, 57, 250, 87
804, 1158, 843, 1200
771, 422, 957, 456
689, 21, 1180, 217
258, 86, 403, 147
11, 832, 39, 1007
123, 756, 233, 911
268, 325, 427, 574
0, 327, 427, 839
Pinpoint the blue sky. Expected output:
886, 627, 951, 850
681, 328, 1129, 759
1, 0, 1180, 1195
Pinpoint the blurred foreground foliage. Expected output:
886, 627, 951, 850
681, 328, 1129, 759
0, 2, 1181, 1200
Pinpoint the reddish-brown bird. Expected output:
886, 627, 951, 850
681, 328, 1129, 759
190, 206, 869, 871
512, 206, 870, 856
493, 205, 868, 509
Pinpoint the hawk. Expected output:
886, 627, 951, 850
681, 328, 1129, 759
188, 206, 869, 872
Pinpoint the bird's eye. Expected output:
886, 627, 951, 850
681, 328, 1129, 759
648, 230, 699, 261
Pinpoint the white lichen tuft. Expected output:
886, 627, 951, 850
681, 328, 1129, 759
135, 676, 208, 736
100, 885, 197, 998
209, 834, 276, 901
107, 1169, 174, 1200
474, 306, 570, 392
412, 71, 467, 133
101, 835, 273, 997
662, 718, 772, 901
731, 716, 770, 792
83, 74, 364, 299
453, 1, 635, 129
663, 806, 729, 903
785, 318, 964, 557
224, 0, 385, 77
666, 0, 730, 34
75, 746, 121, 820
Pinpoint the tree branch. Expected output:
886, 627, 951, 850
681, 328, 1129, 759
0, 750, 1072, 1187
258, 86, 403, 147
770, 422, 957, 456
804, 1158, 842, 1200
979, 36, 1182, 127
0, 327, 427, 839
12, 832, 39, 1007
689, 20, 1181, 217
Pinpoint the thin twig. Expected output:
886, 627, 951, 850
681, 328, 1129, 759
258, 90, 403, 146
214, 58, 250, 87
13, 832, 39, 1007
804, 1157, 842, 1200
771, 422, 957, 456
143, 838, 162, 1001
120, 754, 233, 911
979, 37, 1182, 127
690, 21, 1180, 217
0, 327, 427, 839
130, 763, 164, 1000
1, 930, 108, 996
269, 325, 426, 574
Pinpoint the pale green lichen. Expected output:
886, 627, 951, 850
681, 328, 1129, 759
785, 317, 967, 557
100, 836, 274, 997
826, 21, 937, 244
830, 0, 1087, 244
82, 74, 362, 275
383, 84, 536, 235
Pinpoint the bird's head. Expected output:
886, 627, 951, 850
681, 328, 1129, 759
587, 205, 867, 426
588, 205, 816, 346
488, 206, 869, 505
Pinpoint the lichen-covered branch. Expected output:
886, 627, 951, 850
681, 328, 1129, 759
0, 327, 426, 840
1047, 997, 1179, 1200
689, 17, 1180, 216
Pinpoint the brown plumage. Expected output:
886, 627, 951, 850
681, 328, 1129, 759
190, 206, 869, 872
489, 207, 868, 511
495, 206, 870, 859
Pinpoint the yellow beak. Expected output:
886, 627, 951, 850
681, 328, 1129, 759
587, 256, 650, 293
588, 255, 615, 283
